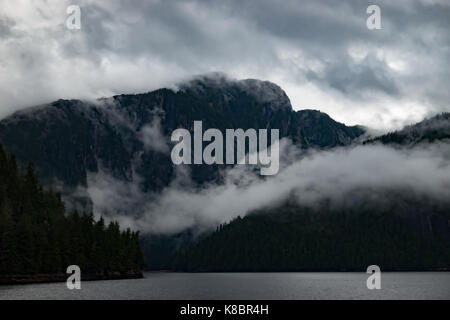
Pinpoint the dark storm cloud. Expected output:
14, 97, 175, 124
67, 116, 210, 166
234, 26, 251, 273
0, 0, 449, 129
0, 17, 14, 38
305, 54, 399, 97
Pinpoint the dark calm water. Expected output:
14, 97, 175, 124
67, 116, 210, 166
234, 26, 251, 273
0, 272, 449, 300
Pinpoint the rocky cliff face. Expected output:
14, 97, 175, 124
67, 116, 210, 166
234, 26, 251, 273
0, 76, 364, 194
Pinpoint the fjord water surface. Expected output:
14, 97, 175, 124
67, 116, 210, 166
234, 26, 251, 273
0, 272, 449, 300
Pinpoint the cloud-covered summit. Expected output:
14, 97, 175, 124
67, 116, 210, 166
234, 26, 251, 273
178, 73, 293, 111
0, 0, 449, 129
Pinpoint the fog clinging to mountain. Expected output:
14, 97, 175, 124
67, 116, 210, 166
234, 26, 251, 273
82, 138, 450, 235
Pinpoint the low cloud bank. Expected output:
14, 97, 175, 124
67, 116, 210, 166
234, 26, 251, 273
82, 139, 450, 235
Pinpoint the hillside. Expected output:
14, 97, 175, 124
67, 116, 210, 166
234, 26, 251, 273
4, 77, 448, 272
364, 113, 450, 145
0, 75, 364, 192
0, 143, 144, 284
169, 113, 450, 272
170, 198, 450, 272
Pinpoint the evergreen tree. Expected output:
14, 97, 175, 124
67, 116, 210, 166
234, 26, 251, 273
0, 142, 145, 277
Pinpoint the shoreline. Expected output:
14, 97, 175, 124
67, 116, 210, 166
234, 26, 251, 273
148, 269, 450, 273
2, 269, 449, 285
0, 271, 144, 286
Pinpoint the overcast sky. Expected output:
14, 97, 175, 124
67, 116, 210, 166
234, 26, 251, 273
0, 0, 449, 130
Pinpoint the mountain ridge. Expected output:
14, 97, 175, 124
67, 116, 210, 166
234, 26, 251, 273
364, 112, 450, 146
0, 76, 365, 193
4, 76, 447, 271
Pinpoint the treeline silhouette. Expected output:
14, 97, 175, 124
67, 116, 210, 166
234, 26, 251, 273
0, 143, 144, 276
364, 112, 450, 145
170, 201, 450, 272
